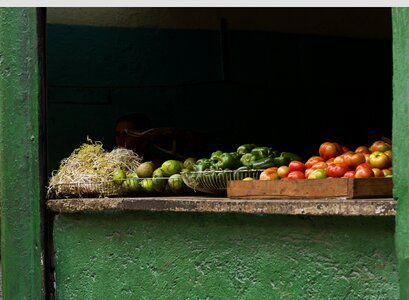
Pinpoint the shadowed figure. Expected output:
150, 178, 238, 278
115, 112, 220, 165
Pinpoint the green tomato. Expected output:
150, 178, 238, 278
140, 179, 155, 193
183, 157, 197, 170
308, 168, 327, 179
168, 174, 185, 194
127, 172, 139, 178
113, 169, 126, 184
123, 178, 140, 193
161, 160, 182, 176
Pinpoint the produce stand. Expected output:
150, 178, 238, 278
2, 7, 407, 300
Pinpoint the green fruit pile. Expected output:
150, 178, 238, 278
113, 157, 197, 195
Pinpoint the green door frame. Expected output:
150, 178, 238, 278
0, 8, 47, 299
392, 7, 409, 299
0, 7, 408, 299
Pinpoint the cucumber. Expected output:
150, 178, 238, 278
252, 156, 275, 169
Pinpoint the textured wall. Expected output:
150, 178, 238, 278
0, 8, 44, 299
53, 212, 398, 299
392, 8, 409, 298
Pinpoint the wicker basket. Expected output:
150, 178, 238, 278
47, 177, 172, 199
180, 169, 263, 194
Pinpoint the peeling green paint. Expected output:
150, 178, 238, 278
53, 212, 398, 299
392, 8, 409, 299
0, 8, 44, 299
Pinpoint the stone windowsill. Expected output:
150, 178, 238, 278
47, 196, 396, 217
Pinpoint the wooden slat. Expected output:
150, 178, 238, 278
227, 178, 393, 199
351, 177, 393, 198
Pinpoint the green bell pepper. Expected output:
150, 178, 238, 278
193, 158, 212, 172
251, 147, 272, 160
273, 155, 291, 167
210, 150, 223, 160
213, 152, 241, 170
280, 152, 303, 162
236, 144, 258, 156
240, 153, 257, 167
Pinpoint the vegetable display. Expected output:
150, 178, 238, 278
192, 144, 303, 172
47, 138, 196, 197
114, 158, 195, 195
49, 137, 391, 197
253, 139, 392, 181
48, 138, 143, 197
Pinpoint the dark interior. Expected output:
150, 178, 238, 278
46, 8, 392, 173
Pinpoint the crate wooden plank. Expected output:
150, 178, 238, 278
227, 178, 392, 200
351, 177, 393, 198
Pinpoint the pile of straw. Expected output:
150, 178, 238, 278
48, 138, 142, 198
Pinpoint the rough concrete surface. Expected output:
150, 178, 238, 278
47, 197, 396, 216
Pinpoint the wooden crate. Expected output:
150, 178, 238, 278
227, 177, 393, 199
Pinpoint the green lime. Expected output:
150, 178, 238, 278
168, 174, 185, 194
152, 177, 166, 192
140, 179, 155, 193
161, 160, 182, 176
113, 169, 126, 184
152, 168, 166, 192
136, 161, 155, 178
123, 178, 140, 192
152, 168, 164, 178
127, 172, 139, 178
183, 157, 197, 170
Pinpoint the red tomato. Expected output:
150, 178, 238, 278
341, 145, 350, 153
304, 168, 315, 178
288, 160, 306, 173
343, 170, 356, 178
370, 140, 391, 153
372, 168, 385, 177
259, 167, 279, 180
277, 165, 290, 178
333, 155, 345, 164
384, 150, 392, 159
356, 163, 372, 170
355, 145, 370, 154
305, 156, 325, 169
287, 171, 305, 179
307, 168, 327, 179
311, 161, 328, 170
355, 167, 375, 178
326, 163, 349, 178
382, 169, 392, 176
368, 151, 392, 169
319, 142, 343, 161
343, 152, 366, 170
334, 142, 343, 154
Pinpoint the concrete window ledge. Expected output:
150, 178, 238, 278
47, 197, 396, 216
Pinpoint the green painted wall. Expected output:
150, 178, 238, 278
53, 212, 398, 299
0, 8, 45, 299
392, 8, 409, 298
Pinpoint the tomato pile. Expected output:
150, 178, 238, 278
259, 140, 392, 180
